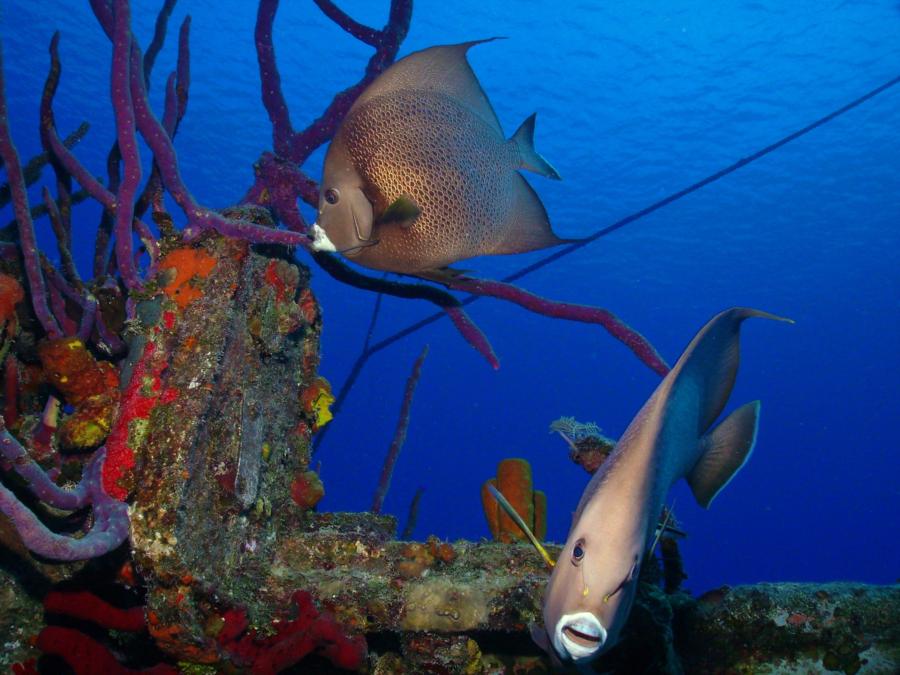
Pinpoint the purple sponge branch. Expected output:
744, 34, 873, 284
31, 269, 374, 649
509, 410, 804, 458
313, 0, 381, 46
42, 186, 83, 292
46, 275, 77, 336
0, 424, 129, 561
110, 0, 144, 291
80, 0, 307, 247
89, 0, 115, 40
443, 305, 499, 369
122, 27, 307, 246
40, 33, 108, 209
1, 423, 89, 511
295, 0, 412, 162
241, 153, 319, 233
444, 274, 670, 376
0, 121, 88, 211
311, 251, 498, 368
41, 32, 158, 266
255, 0, 412, 165
142, 0, 177, 88
161, 73, 179, 136
37, 31, 77, 252
175, 16, 191, 119
372, 344, 429, 514
0, 45, 62, 339
255, 0, 295, 158
135, 15, 190, 221
39, 253, 99, 343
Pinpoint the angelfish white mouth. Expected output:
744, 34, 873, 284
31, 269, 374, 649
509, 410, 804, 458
553, 612, 607, 662
309, 223, 337, 252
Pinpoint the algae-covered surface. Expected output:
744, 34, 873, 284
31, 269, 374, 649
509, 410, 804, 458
0, 567, 42, 670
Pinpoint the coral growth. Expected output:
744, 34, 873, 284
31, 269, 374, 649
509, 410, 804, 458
14, 573, 176, 675
101, 338, 175, 501
481, 458, 547, 543
248, 256, 315, 354
299, 376, 334, 432
372, 345, 428, 514
36, 337, 119, 449
0, 272, 24, 337
213, 591, 367, 673
157, 247, 217, 310
290, 469, 325, 510
395, 536, 457, 579
550, 415, 616, 474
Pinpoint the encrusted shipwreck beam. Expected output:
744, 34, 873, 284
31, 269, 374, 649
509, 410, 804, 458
144, 509, 900, 673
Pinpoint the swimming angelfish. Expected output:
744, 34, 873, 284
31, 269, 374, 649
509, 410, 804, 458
530, 307, 792, 667
309, 39, 571, 276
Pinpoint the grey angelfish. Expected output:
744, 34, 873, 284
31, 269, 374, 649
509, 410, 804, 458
531, 307, 792, 667
309, 39, 572, 277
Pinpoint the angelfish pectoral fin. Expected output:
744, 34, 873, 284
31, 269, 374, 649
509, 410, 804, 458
377, 194, 421, 228
688, 400, 761, 508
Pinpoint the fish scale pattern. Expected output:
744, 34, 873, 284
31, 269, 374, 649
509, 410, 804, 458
339, 90, 518, 273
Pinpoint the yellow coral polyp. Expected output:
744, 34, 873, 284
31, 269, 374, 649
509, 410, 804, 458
301, 376, 334, 430
313, 390, 335, 428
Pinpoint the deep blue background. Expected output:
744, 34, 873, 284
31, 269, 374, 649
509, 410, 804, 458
2, 1, 898, 594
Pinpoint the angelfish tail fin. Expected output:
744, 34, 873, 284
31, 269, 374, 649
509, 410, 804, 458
681, 307, 793, 434
688, 400, 761, 508
510, 113, 561, 180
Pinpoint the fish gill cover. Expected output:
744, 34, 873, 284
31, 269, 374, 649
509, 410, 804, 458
0, 0, 898, 672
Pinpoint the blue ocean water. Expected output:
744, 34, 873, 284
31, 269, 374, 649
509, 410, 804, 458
1, 0, 898, 597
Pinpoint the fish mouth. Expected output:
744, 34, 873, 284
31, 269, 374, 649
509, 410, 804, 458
308, 223, 377, 257
309, 223, 337, 253
553, 612, 606, 662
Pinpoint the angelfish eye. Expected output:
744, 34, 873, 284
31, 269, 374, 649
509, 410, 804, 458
324, 188, 340, 205
572, 540, 585, 562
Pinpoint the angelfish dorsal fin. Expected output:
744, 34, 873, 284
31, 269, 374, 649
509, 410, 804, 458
688, 401, 761, 508
350, 39, 505, 134
510, 113, 561, 180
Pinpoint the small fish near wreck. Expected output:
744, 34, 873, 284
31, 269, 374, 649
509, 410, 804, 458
532, 307, 793, 667
310, 39, 571, 276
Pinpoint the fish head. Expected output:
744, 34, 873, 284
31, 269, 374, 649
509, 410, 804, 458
535, 522, 643, 665
310, 160, 376, 257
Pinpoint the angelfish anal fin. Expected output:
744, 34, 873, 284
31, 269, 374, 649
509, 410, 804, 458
688, 400, 761, 509
377, 194, 421, 228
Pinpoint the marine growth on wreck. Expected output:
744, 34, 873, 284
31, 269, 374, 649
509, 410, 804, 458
0, 1, 898, 674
